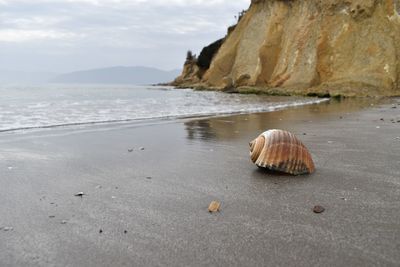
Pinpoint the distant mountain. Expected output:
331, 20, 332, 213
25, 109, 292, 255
51, 66, 181, 85
0, 70, 58, 84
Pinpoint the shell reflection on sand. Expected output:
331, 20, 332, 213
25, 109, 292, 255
249, 129, 315, 175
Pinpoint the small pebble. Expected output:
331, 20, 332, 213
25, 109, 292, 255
128, 149, 134, 152
99, 229, 103, 234
124, 230, 128, 234
7, 166, 13, 170
339, 116, 343, 119
376, 126, 380, 129
380, 118, 384, 121
74, 192, 85, 197
139, 147, 145, 151
2, 227, 13, 231
208, 201, 221, 213
313, 205, 325, 214
49, 215, 55, 218
111, 196, 116, 199
146, 176, 152, 180
340, 197, 347, 201
61, 220, 67, 224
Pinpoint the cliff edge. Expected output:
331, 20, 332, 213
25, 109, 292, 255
173, 0, 400, 97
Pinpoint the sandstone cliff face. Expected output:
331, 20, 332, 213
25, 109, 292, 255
175, 0, 400, 96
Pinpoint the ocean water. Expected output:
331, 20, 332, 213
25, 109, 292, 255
0, 84, 328, 132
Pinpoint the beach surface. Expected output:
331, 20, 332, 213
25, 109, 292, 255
1, 99, 399, 266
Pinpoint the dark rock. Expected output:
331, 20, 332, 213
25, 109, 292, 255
313, 205, 325, 214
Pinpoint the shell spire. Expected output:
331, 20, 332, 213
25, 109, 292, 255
249, 129, 315, 175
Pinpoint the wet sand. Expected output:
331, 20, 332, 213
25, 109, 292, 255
1, 98, 399, 266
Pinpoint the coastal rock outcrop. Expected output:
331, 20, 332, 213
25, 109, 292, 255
173, 0, 400, 96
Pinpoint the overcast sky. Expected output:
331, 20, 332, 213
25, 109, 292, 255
0, 0, 250, 73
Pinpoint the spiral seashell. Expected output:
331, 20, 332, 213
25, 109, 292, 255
249, 129, 315, 175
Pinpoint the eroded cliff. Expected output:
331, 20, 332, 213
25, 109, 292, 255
173, 0, 400, 97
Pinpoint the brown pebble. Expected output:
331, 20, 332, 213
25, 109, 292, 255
208, 201, 221, 213
313, 205, 325, 214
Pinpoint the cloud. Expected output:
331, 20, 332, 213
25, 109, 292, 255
0, 29, 84, 42
0, 0, 250, 71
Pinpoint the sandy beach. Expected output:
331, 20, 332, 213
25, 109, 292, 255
1, 98, 399, 266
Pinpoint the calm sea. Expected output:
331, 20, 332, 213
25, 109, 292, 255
0, 84, 328, 133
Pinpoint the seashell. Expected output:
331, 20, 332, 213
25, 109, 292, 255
249, 129, 315, 175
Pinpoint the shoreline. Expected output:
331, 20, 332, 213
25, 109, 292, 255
0, 96, 330, 135
1, 98, 399, 266
172, 83, 400, 98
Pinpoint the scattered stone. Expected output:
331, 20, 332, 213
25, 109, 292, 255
74, 192, 86, 197
61, 220, 67, 224
111, 196, 116, 199
376, 126, 380, 129
50, 202, 55, 205
380, 118, 384, 121
124, 230, 128, 234
2, 227, 13, 232
208, 201, 221, 213
128, 148, 134, 152
392, 106, 397, 109
49, 215, 55, 218
313, 205, 325, 214
303, 133, 307, 135
95, 185, 102, 189
327, 141, 333, 144
340, 197, 347, 201
99, 229, 103, 234
115, 187, 118, 189
339, 116, 343, 119
7, 166, 13, 170
396, 137, 400, 140
146, 176, 152, 180
139, 147, 145, 151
